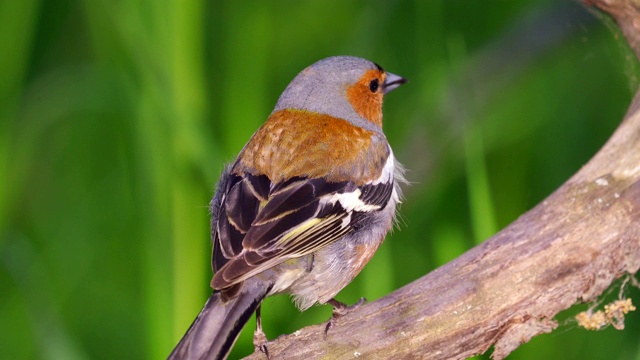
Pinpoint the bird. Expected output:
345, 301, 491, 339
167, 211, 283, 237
168, 55, 407, 360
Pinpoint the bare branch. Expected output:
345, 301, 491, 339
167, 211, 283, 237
245, 1, 640, 359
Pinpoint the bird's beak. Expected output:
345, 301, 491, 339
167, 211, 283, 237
383, 72, 408, 94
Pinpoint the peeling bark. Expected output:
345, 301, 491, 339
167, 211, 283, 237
244, 2, 640, 359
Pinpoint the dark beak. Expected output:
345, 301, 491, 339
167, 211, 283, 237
383, 72, 408, 94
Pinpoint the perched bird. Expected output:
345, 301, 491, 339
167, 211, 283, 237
169, 56, 407, 360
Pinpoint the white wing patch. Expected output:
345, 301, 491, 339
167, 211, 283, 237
321, 147, 399, 213
323, 189, 382, 213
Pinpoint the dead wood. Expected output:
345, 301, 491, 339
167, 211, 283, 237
245, 2, 640, 358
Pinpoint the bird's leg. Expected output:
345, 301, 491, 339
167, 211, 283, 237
253, 305, 270, 359
324, 297, 367, 336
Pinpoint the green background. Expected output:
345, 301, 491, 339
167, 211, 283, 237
1, 0, 639, 359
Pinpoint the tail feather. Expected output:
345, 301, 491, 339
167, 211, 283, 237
168, 284, 270, 360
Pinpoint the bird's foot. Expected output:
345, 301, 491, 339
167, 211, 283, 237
254, 305, 270, 359
324, 297, 367, 337
253, 328, 270, 359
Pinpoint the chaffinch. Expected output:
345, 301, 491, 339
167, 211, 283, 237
169, 56, 407, 360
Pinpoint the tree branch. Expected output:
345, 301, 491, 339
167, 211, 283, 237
245, 2, 640, 359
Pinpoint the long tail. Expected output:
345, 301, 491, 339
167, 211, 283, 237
168, 284, 270, 360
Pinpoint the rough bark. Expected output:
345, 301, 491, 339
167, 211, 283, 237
245, 1, 640, 359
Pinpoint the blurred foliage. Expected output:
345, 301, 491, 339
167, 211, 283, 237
1, 0, 639, 359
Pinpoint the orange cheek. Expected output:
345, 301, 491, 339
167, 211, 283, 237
346, 70, 385, 127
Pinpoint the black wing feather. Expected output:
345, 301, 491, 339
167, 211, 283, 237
225, 176, 260, 232
246, 173, 270, 201
212, 171, 394, 290
360, 181, 393, 209
253, 181, 317, 226
244, 198, 320, 254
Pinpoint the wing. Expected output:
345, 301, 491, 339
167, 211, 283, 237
210, 169, 395, 291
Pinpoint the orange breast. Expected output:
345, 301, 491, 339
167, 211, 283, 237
234, 109, 388, 185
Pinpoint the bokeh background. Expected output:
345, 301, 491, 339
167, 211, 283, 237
1, 0, 639, 359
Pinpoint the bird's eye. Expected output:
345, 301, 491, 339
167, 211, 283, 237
369, 79, 380, 93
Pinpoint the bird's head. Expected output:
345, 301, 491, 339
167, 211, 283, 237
273, 56, 407, 129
